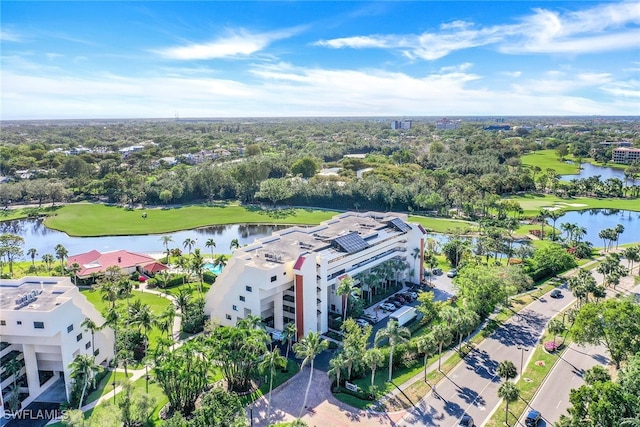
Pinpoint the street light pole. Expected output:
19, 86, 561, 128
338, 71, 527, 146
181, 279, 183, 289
517, 346, 529, 376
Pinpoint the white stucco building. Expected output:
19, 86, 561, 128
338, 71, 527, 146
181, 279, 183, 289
0, 277, 114, 414
204, 211, 426, 339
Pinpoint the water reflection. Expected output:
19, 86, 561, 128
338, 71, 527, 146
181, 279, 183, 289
560, 162, 630, 182
1, 219, 287, 257
550, 209, 639, 246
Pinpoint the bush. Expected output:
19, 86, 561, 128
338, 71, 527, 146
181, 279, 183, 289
146, 278, 158, 288
335, 385, 375, 401
202, 271, 216, 285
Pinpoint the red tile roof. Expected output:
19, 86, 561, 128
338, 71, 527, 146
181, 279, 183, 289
143, 262, 168, 274
68, 250, 160, 278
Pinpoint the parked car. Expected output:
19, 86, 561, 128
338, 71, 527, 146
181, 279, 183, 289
458, 414, 475, 427
393, 295, 407, 303
387, 299, 403, 308
355, 318, 369, 327
380, 303, 396, 311
525, 410, 541, 427
360, 313, 377, 324
447, 269, 458, 278
550, 289, 562, 298
432, 268, 443, 275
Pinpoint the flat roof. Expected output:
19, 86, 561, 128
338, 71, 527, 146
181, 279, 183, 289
0, 277, 74, 312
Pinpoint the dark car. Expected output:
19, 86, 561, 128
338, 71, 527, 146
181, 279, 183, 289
525, 409, 541, 427
459, 414, 475, 427
550, 289, 562, 298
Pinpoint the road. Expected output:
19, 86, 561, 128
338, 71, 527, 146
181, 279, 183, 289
519, 343, 609, 427
397, 283, 576, 427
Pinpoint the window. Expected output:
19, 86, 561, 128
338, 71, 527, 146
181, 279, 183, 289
270, 276, 277, 282
225, 314, 232, 320
283, 272, 287, 276
331, 304, 336, 312
0, 320, 5, 326
94, 349, 100, 356
33, 322, 44, 329
232, 305, 238, 311
76, 333, 83, 342
16, 321, 22, 325
85, 342, 91, 350
67, 324, 74, 333
239, 296, 245, 302
246, 286, 252, 292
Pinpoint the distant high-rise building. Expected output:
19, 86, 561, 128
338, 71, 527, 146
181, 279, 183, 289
612, 147, 640, 164
436, 118, 459, 130
391, 120, 412, 130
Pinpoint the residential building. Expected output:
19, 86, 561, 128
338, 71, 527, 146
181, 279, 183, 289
600, 141, 631, 147
612, 147, 640, 164
204, 211, 426, 339
0, 277, 114, 414
67, 249, 167, 280
436, 118, 460, 130
391, 120, 412, 130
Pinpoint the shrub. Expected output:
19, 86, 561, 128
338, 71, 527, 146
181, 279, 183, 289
202, 271, 216, 285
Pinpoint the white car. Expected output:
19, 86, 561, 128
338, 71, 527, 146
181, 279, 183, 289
380, 303, 396, 311
355, 318, 369, 327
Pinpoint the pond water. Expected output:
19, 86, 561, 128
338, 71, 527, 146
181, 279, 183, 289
0, 219, 287, 257
550, 209, 640, 247
559, 162, 629, 182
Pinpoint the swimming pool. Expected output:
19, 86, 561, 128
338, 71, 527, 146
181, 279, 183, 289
204, 263, 223, 275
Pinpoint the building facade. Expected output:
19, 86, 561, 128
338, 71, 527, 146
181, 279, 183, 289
612, 147, 640, 164
391, 120, 412, 130
0, 277, 114, 414
204, 212, 426, 339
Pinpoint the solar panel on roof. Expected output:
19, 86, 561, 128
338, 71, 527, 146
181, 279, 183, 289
389, 218, 411, 233
333, 232, 369, 254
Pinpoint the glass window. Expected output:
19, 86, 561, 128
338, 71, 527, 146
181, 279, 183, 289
34, 322, 44, 329
270, 276, 277, 282
239, 296, 245, 302
67, 324, 74, 333
246, 286, 252, 292
76, 333, 83, 342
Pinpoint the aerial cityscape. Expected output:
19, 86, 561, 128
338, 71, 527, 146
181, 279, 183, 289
1, 1, 639, 427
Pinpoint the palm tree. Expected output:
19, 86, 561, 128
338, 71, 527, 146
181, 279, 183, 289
154, 305, 175, 339
328, 352, 348, 391
174, 289, 191, 314
42, 253, 54, 271
68, 262, 81, 286
497, 360, 517, 382
336, 275, 359, 322
159, 235, 173, 259
417, 333, 437, 382
259, 348, 287, 425
547, 210, 564, 241
27, 248, 37, 266
536, 209, 548, 240
363, 348, 384, 387
432, 323, 452, 372
55, 244, 68, 272
190, 249, 205, 294
183, 238, 196, 255
118, 348, 135, 377
548, 319, 566, 348
623, 245, 640, 272
282, 322, 297, 362
293, 332, 329, 418
69, 354, 99, 409
205, 238, 216, 259
212, 254, 227, 270
174, 256, 189, 288
375, 319, 411, 382
452, 310, 479, 351
5, 357, 22, 401
98, 281, 119, 308
81, 317, 98, 354
411, 247, 421, 278
229, 238, 240, 251
497, 381, 519, 426
615, 223, 625, 249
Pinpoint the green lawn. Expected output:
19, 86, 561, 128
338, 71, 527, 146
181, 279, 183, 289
85, 370, 133, 404
504, 194, 640, 217
408, 215, 476, 234
44, 203, 340, 236
520, 150, 580, 175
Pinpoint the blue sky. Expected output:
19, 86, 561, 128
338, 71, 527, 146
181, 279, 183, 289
1, 1, 639, 119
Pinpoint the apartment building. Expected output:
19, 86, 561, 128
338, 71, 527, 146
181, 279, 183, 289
612, 147, 640, 164
0, 277, 114, 414
204, 212, 426, 339
391, 120, 412, 130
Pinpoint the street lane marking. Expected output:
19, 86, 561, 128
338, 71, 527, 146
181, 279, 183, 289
557, 400, 562, 408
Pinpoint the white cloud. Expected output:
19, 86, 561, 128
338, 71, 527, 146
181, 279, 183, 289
155, 28, 301, 60
0, 29, 23, 42
502, 71, 522, 78
314, 1, 640, 59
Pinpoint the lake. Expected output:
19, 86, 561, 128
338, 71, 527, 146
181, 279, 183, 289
0, 219, 287, 257
560, 162, 629, 182
548, 209, 640, 247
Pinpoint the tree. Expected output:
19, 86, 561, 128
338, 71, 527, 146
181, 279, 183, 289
497, 381, 519, 426
68, 262, 81, 286
416, 333, 437, 382
454, 264, 506, 318
375, 319, 411, 382
183, 238, 196, 255
229, 238, 240, 251
623, 245, 640, 272
363, 348, 384, 387
55, 243, 68, 272
548, 319, 566, 348
293, 331, 329, 418
205, 238, 216, 258
291, 157, 319, 178
282, 322, 297, 362
190, 387, 247, 427
42, 253, 54, 271
27, 247, 37, 266
432, 323, 452, 372
452, 309, 479, 351
81, 317, 99, 354
213, 254, 227, 271
340, 318, 370, 381
584, 365, 611, 385
336, 275, 359, 322
0, 234, 24, 276
259, 348, 287, 425
442, 238, 470, 267
328, 352, 348, 391
497, 360, 517, 382
571, 298, 640, 369
69, 354, 99, 409
160, 235, 173, 259
416, 291, 439, 324
5, 356, 22, 408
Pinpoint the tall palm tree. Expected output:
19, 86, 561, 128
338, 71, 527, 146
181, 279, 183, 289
497, 381, 519, 426
81, 317, 99, 354
548, 319, 566, 348
497, 360, 517, 382
282, 322, 297, 362
55, 244, 68, 272
375, 319, 411, 382
615, 223, 625, 249
623, 245, 640, 272
69, 354, 99, 409
547, 210, 565, 241
42, 253, 54, 272
336, 275, 359, 322
205, 238, 216, 259
68, 262, 81, 286
190, 249, 205, 294
174, 289, 191, 314
328, 352, 348, 390
417, 333, 437, 382
536, 209, 549, 240
293, 332, 329, 418
27, 248, 37, 266
229, 238, 240, 251
5, 357, 22, 401
363, 348, 384, 387
452, 310, 479, 351
432, 323, 452, 371
213, 254, 227, 270
183, 238, 196, 255
259, 348, 287, 425
159, 235, 173, 259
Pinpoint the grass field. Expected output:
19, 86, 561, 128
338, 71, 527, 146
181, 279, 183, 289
520, 150, 580, 175
505, 194, 640, 216
408, 215, 476, 233
44, 203, 341, 236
